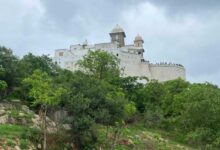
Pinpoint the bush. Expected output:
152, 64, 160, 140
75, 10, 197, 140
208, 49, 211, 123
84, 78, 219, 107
20, 139, 29, 149
144, 108, 163, 128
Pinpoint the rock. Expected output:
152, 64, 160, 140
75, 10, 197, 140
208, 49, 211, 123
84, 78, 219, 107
63, 124, 71, 130
47, 126, 57, 133
21, 105, 33, 114
15, 145, 21, 150
0, 103, 13, 110
118, 138, 134, 147
34, 114, 40, 118
37, 144, 41, 149
0, 104, 5, 110
51, 121, 56, 127
0, 109, 6, 116
32, 115, 40, 123
0, 115, 8, 124
19, 112, 25, 117
31, 114, 57, 133
21, 118, 27, 124
8, 116, 16, 124
53, 110, 68, 122
70, 143, 74, 148
10, 99, 21, 102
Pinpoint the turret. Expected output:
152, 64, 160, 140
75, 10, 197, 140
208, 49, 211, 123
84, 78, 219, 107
109, 25, 126, 47
134, 34, 144, 47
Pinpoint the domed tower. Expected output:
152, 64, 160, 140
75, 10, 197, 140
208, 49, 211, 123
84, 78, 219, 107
134, 34, 144, 47
109, 25, 126, 47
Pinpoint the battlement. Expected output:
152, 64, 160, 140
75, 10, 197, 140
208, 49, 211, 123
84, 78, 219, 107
95, 42, 117, 49
150, 62, 184, 68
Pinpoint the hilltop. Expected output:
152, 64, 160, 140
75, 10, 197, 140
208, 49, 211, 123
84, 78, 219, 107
1, 46, 220, 149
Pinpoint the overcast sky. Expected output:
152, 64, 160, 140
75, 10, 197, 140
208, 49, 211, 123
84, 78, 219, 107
0, 0, 220, 86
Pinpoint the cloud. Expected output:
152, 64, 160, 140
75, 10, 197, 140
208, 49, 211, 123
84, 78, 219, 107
40, 0, 146, 39
148, 0, 220, 15
119, 1, 220, 85
0, 0, 220, 85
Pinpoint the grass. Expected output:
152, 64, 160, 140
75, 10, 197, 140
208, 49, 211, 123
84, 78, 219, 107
0, 124, 28, 139
20, 139, 29, 149
8, 107, 34, 123
97, 124, 194, 150
0, 124, 195, 149
0, 124, 32, 149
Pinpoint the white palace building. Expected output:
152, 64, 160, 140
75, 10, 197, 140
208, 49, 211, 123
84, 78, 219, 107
54, 25, 186, 82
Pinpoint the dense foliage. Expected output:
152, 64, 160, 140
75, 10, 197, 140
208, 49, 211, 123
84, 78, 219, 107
1, 46, 220, 149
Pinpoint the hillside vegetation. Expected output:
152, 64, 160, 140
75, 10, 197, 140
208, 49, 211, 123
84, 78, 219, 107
1, 46, 220, 149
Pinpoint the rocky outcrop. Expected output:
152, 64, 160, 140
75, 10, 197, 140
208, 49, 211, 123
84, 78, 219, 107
0, 101, 57, 133
0, 101, 74, 149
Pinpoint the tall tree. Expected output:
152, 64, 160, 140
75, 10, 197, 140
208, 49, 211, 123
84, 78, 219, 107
0, 46, 18, 87
17, 53, 60, 79
65, 71, 128, 149
0, 67, 7, 98
77, 50, 121, 80
172, 83, 220, 147
23, 70, 66, 150
162, 78, 190, 118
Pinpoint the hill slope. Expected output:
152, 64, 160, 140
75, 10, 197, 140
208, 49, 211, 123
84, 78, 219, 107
97, 125, 193, 150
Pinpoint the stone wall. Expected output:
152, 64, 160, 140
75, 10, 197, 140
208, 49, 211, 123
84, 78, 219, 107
54, 43, 186, 82
149, 63, 185, 81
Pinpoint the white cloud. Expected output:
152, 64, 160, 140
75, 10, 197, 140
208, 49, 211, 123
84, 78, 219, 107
119, 1, 220, 85
0, 0, 220, 85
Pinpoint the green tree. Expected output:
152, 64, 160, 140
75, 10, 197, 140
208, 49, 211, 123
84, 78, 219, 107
17, 53, 60, 79
66, 94, 96, 149
16, 53, 62, 101
162, 78, 190, 118
0, 80, 8, 98
23, 70, 66, 150
172, 83, 220, 147
0, 46, 18, 87
136, 80, 165, 113
115, 76, 146, 101
77, 50, 121, 80
0, 66, 7, 98
0, 66, 5, 77
65, 71, 128, 149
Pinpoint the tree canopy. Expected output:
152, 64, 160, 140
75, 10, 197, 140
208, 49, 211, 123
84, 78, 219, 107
1, 47, 220, 149
77, 50, 121, 80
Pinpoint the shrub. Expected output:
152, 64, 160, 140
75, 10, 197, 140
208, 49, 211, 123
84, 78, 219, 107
20, 139, 29, 149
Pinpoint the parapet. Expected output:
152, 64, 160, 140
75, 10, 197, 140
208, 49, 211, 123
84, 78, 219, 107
150, 62, 184, 68
95, 42, 117, 49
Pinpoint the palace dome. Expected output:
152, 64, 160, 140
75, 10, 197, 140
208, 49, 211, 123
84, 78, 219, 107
134, 34, 143, 41
110, 24, 125, 33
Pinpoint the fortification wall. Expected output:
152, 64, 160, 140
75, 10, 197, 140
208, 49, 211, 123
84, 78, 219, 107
119, 52, 151, 77
54, 47, 186, 83
149, 63, 185, 82
95, 43, 117, 49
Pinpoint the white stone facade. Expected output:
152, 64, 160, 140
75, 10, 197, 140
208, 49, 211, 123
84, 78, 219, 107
54, 25, 186, 82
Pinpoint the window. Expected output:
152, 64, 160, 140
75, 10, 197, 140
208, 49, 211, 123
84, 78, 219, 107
59, 52, 64, 56
116, 53, 119, 56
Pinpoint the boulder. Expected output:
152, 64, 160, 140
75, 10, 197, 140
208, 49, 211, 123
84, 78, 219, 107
0, 115, 8, 124
63, 124, 71, 130
21, 105, 33, 114
118, 138, 134, 147
0, 109, 6, 116
15, 145, 21, 150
